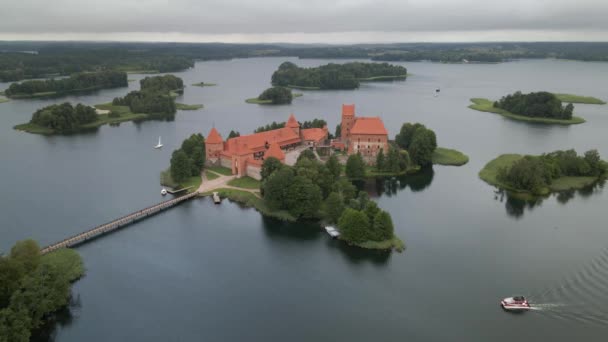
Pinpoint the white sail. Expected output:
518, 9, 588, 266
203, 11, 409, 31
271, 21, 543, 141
154, 136, 163, 149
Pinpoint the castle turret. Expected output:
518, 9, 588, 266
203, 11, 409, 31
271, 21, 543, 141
206, 127, 224, 160
340, 104, 355, 144
286, 113, 300, 136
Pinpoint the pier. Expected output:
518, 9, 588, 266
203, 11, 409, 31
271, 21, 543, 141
40, 191, 198, 254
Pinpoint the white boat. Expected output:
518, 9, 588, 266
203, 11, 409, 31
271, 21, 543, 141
161, 188, 168, 196
325, 226, 340, 239
501, 296, 531, 311
154, 136, 163, 149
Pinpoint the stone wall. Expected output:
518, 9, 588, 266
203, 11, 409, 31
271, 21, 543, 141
246, 165, 262, 180
220, 156, 232, 169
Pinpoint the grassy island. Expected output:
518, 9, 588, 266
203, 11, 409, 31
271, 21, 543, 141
271, 61, 407, 90
0, 240, 84, 341
162, 133, 206, 192
176, 103, 203, 110
469, 98, 585, 125
432, 147, 470, 166
4, 70, 127, 99
246, 87, 302, 104
480, 150, 607, 196
192, 82, 217, 87
555, 93, 606, 105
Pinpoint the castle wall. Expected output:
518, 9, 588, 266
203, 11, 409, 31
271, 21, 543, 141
246, 165, 262, 180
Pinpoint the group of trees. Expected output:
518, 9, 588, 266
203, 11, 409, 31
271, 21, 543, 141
28, 102, 97, 132
494, 91, 574, 120
112, 75, 183, 120
4, 70, 127, 97
497, 150, 608, 193
338, 197, 395, 243
169, 134, 206, 184
271, 61, 407, 90
228, 130, 240, 139
254, 121, 285, 133
257, 86, 293, 104
395, 123, 437, 167
376, 148, 410, 173
0, 240, 83, 341
253, 119, 327, 133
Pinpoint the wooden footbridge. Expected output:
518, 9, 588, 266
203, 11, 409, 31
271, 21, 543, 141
40, 191, 199, 254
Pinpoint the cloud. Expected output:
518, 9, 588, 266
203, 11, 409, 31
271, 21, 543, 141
0, 0, 607, 42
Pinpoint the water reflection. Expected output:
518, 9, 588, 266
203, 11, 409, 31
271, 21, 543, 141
359, 167, 435, 197
495, 179, 605, 218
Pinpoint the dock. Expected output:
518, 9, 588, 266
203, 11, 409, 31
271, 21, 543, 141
212, 191, 221, 204
167, 186, 194, 194
325, 226, 340, 239
40, 191, 198, 254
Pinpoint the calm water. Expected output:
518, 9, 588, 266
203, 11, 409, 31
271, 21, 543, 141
1, 58, 608, 341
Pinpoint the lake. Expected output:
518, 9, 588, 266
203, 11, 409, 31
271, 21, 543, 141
1, 58, 608, 341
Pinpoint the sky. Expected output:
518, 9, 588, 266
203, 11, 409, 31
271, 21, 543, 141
1, 0, 607, 43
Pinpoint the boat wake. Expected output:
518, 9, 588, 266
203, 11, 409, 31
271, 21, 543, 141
526, 247, 608, 326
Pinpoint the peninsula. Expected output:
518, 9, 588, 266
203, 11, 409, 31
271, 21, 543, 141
468, 91, 593, 124
479, 150, 607, 196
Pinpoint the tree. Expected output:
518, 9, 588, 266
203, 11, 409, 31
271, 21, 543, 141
324, 192, 345, 224
326, 154, 341, 179
386, 147, 402, 173
338, 208, 371, 243
261, 157, 283, 181
10, 240, 40, 273
285, 176, 322, 218
395, 123, 423, 149
334, 123, 342, 138
345, 153, 366, 179
0, 258, 24, 308
363, 201, 380, 225
170, 150, 191, 184
297, 149, 317, 162
373, 210, 394, 241
376, 148, 386, 170
258, 86, 293, 104
584, 149, 603, 176
228, 130, 240, 139
333, 178, 357, 202
409, 128, 437, 167
262, 167, 295, 210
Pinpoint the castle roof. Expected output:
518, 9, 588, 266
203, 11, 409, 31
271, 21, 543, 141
265, 142, 285, 160
286, 113, 299, 128
342, 104, 355, 116
225, 127, 300, 155
350, 117, 388, 135
206, 127, 223, 144
301, 128, 327, 142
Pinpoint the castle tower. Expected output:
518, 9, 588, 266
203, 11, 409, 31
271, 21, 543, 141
286, 113, 300, 136
206, 127, 224, 160
341, 104, 356, 144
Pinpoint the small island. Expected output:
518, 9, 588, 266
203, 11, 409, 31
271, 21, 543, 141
161, 133, 206, 191
3, 70, 127, 99
192, 82, 217, 87
271, 61, 408, 90
176, 103, 203, 110
468, 91, 590, 124
0, 240, 84, 341
245, 86, 302, 104
479, 149, 607, 196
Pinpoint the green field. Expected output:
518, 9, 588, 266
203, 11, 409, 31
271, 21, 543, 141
228, 176, 261, 189
479, 154, 600, 195
468, 98, 586, 125
180, 175, 202, 193
555, 93, 606, 105
346, 236, 405, 252
203, 188, 295, 221
205, 171, 219, 180
176, 103, 203, 110
192, 82, 217, 87
207, 166, 233, 175
432, 147, 470, 166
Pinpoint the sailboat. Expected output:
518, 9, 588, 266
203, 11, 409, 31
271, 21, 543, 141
154, 136, 163, 149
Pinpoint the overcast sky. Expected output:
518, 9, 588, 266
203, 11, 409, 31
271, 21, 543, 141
1, 0, 607, 43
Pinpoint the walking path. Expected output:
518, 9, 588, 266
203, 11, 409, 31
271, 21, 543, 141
198, 169, 262, 198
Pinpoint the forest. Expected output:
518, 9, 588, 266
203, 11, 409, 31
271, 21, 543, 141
112, 75, 184, 120
25, 102, 98, 132
3, 70, 127, 97
494, 91, 574, 120
270, 61, 407, 89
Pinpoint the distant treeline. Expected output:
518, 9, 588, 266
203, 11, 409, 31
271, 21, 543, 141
112, 75, 183, 120
4, 70, 127, 97
494, 91, 574, 120
253, 118, 327, 133
271, 62, 407, 90
3, 42, 608, 82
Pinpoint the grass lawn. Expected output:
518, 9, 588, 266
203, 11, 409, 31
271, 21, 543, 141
555, 93, 606, 105
245, 97, 273, 104
203, 188, 295, 221
180, 175, 202, 193
468, 98, 586, 125
478, 154, 525, 190
348, 236, 405, 252
0, 96, 9, 103
228, 176, 261, 189
548, 176, 598, 191
432, 147, 470, 166
176, 103, 203, 110
192, 82, 217, 87
205, 171, 219, 180
41, 248, 84, 282
207, 166, 232, 175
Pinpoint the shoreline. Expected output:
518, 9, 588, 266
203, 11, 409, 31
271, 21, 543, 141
468, 98, 586, 125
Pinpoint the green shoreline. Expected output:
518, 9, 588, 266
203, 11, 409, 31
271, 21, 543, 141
5, 85, 123, 99
432, 147, 470, 166
245, 93, 302, 104
0, 96, 9, 104
468, 98, 585, 125
284, 74, 408, 90
479, 154, 602, 197
555, 93, 606, 104
176, 103, 203, 110
192, 82, 217, 87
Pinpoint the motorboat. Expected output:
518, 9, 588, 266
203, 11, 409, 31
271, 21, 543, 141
154, 136, 163, 149
501, 296, 531, 311
161, 188, 168, 196
324, 226, 340, 239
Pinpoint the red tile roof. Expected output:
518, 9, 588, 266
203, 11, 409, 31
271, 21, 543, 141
286, 113, 299, 128
207, 127, 223, 144
265, 142, 285, 160
342, 104, 355, 116
301, 128, 327, 142
350, 117, 388, 135
225, 127, 300, 155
